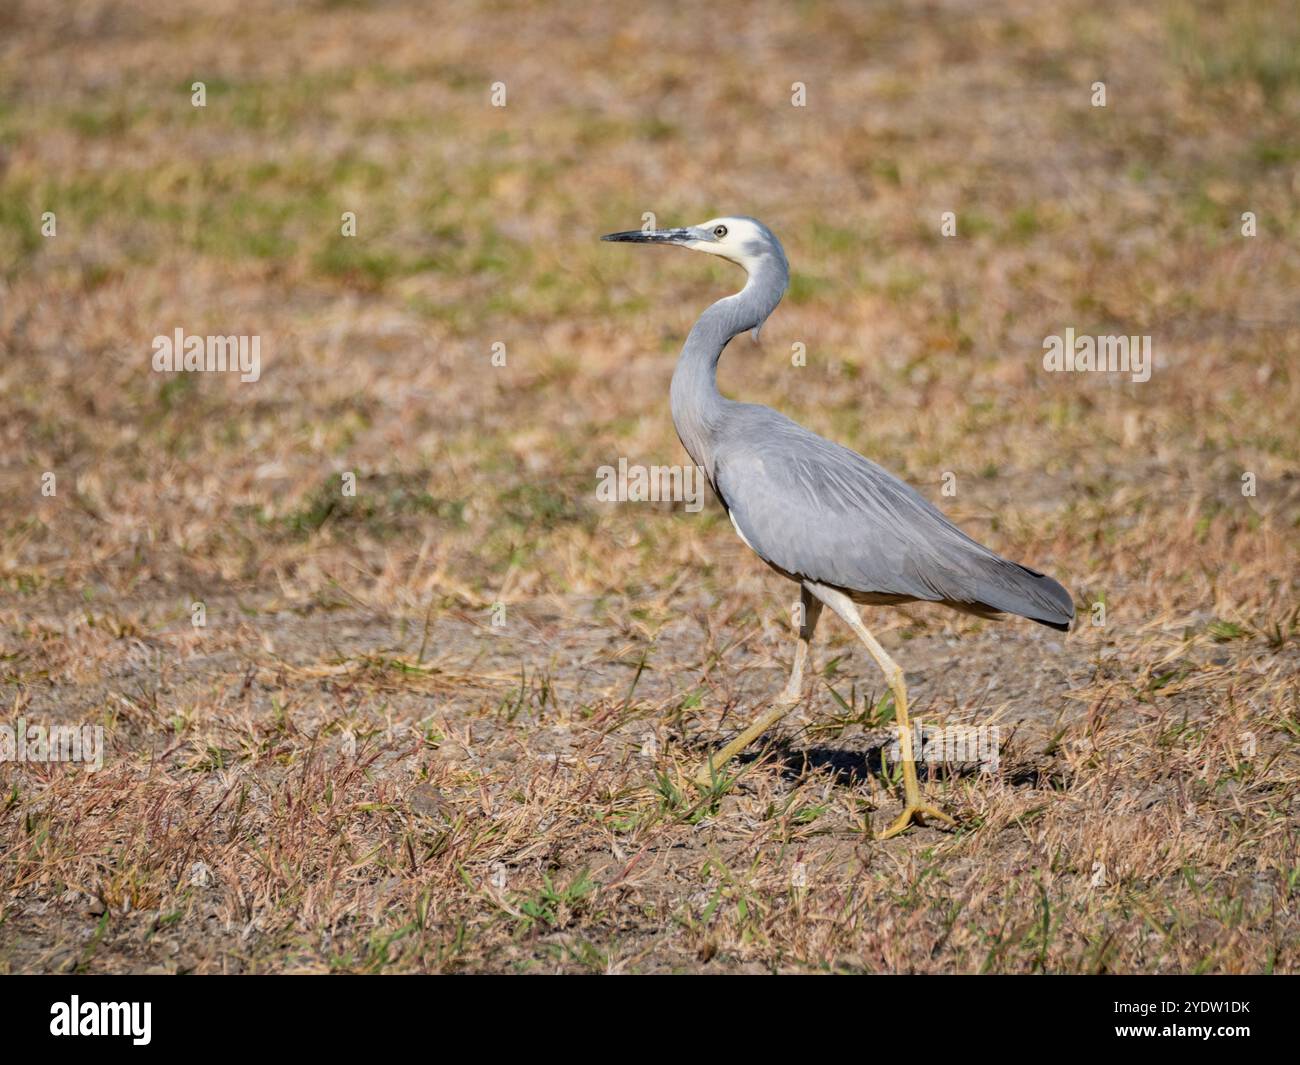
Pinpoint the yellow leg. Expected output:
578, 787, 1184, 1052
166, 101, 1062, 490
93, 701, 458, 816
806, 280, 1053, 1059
694, 588, 822, 788
806, 584, 956, 838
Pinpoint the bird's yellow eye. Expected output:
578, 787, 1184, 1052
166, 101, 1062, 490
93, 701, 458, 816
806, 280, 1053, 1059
713, 225, 728, 238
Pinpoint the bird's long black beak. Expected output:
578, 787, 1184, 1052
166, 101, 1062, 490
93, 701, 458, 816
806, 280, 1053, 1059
601, 227, 694, 244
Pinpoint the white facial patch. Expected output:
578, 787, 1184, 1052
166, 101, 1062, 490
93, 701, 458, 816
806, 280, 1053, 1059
689, 217, 769, 272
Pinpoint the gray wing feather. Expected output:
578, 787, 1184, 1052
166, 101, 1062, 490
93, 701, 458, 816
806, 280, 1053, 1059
712, 405, 1074, 629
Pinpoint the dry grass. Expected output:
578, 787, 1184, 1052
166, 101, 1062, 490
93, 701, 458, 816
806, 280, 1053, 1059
0, 0, 1297, 973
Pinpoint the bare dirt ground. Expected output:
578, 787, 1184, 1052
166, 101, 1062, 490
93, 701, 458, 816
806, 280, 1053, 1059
1, 0, 1297, 972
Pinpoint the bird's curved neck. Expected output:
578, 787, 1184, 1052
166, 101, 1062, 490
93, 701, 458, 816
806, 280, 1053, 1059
671, 264, 785, 477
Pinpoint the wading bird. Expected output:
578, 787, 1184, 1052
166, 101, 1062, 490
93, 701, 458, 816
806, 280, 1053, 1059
602, 217, 1073, 837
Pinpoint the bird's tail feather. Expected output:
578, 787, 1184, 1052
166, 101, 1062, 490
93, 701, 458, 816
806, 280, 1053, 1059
956, 556, 1074, 632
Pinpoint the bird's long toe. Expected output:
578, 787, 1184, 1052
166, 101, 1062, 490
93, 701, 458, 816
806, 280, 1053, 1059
878, 802, 958, 840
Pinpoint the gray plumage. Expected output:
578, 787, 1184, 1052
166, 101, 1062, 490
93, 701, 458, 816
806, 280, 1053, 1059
603, 216, 1073, 632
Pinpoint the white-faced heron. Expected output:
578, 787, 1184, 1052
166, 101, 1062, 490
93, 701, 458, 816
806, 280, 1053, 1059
602, 216, 1073, 837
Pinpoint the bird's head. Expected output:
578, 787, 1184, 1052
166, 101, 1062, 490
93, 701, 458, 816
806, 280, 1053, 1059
602, 215, 788, 282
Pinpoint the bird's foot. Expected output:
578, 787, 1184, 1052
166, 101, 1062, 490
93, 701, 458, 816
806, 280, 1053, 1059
692, 764, 724, 791
691, 691, 803, 790
877, 801, 957, 840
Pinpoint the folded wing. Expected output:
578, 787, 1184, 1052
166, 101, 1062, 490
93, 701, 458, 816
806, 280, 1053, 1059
712, 405, 1074, 631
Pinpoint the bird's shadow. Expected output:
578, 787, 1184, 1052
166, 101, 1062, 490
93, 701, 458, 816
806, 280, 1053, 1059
736, 740, 1057, 789
770, 743, 885, 786
722, 741, 888, 787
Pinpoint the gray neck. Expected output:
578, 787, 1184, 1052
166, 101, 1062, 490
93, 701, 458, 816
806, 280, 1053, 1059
670, 259, 787, 480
